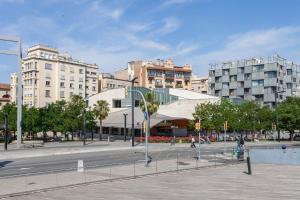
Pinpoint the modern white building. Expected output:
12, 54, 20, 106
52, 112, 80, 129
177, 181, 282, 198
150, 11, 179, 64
88, 87, 220, 136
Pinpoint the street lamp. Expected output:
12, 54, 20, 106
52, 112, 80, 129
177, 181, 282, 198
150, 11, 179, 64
4, 113, 8, 151
123, 113, 128, 142
274, 89, 285, 143
0, 35, 22, 149
131, 77, 138, 147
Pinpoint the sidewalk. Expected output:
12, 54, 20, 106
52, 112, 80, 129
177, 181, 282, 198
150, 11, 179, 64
0, 155, 228, 197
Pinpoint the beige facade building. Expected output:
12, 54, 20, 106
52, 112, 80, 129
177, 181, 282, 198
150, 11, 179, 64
115, 59, 192, 90
98, 73, 134, 93
10, 73, 18, 104
191, 76, 208, 94
11, 45, 98, 107
0, 83, 11, 108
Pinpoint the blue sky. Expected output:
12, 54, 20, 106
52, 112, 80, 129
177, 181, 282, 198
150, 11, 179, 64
1, 0, 300, 83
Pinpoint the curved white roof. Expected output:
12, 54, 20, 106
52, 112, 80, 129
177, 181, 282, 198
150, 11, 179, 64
169, 88, 219, 100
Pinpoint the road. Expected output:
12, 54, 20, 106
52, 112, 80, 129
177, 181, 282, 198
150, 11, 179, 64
0, 145, 227, 179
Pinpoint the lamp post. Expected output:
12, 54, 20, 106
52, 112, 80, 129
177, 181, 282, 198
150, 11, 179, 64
0, 35, 22, 149
4, 113, 8, 151
123, 113, 128, 142
274, 89, 285, 143
131, 77, 138, 147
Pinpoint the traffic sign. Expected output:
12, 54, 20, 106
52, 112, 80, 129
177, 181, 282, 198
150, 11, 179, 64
195, 122, 201, 130
144, 112, 148, 120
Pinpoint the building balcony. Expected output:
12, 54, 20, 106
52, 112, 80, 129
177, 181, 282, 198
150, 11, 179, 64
215, 82, 222, 90
155, 82, 163, 87
215, 69, 222, 77
165, 82, 174, 88
237, 74, 244, 81
264, 63, 278, 71
252, 86, 264, 95
236, 88, 244, 96
209, 77, 215, 83
244, 80, 252, 88
252, 71, 264, 80
244, 66, 252, 73
222, 76, 229, 82
221, 89, 229, 96
229, 68, 237, 75
229, 81, 237, 89
285, 75, 292, 83
244, 95, 253, 101
264, 78, 277, 87
165, 74, 175, 79
264, 94, 275, 102
175, 84, 183, 88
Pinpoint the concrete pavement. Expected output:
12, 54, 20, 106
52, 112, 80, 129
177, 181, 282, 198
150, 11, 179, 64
1, 163, 299, 200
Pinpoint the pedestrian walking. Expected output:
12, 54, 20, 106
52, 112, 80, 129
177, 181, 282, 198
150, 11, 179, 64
191, 136, 196, 148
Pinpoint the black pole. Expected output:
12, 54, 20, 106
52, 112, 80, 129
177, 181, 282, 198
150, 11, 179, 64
82, 109, 86, 146
275, 90, 280, 142
4, 113, 8, 151
131, 80, 135, 147
247, 156, 252, 175
124, 113, 127, 142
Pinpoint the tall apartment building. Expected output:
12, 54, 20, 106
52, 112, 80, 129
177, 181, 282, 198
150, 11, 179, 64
191, 75, 208, 94
115, 59, 192, 90
10, 73, 18, 104
208, 55, 300, 107
11, 45, 98, 107
98, 73, 135, 93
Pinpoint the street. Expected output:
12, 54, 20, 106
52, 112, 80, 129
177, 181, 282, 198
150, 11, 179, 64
0, 144, 228, 179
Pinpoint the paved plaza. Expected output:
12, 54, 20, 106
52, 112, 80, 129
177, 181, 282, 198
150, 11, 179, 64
1, 163, 300, 200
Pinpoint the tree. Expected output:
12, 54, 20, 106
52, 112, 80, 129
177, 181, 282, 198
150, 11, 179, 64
93, 100, 110, 140
0, 103, 17, 138
86, 107, 97, 140
277, 97, 300, 140
139, 92, 159, 136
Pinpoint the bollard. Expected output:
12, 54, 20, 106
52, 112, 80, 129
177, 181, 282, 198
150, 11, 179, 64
176, 153, 179, 171
156, 160, 158, 173
214, 152, 217, 168
247, 156, 252, 175
109, 167, 112, 178
133, 160, 136, 177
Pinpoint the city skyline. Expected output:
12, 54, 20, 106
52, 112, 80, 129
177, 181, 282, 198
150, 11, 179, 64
1, 0, 300, 83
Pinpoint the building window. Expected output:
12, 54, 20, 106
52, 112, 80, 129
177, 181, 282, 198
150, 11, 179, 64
112, 99, 121, 108
79, 69, 84, 74
70, 83, 74, 89
70, 67, 74, 73
92, 86, 96, 91
79, 84, 83, 89
60, 65, 65, 71
45, 90, 50, 98
60, 91, 65, 98
252, 80, 264, 87
45, 63, 52, 70
244, 73, 251, 80
70, 92, 73, 97
287, 69, 292, 75
70, 76, 74, 81
60, 82, 65, 88
79, 77, 83, 82
60, 75, 65, 80
45, 81, 50, 87
287, 83, 292, 89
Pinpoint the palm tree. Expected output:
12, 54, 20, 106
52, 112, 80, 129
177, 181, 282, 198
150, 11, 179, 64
93, 100, 110, 140
139, 92, 159, 136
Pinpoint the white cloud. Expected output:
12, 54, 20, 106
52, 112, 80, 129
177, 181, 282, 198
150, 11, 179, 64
0, 0, 25, 3
153, 17, 181, 35
89, 1, 124, 20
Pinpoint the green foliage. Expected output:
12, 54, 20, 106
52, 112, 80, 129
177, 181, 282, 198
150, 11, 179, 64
194, 99, 276, 133
277, 97, 300, 138
93, 100, 110, 140
139, 92, 159, 116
